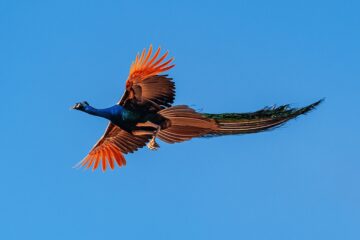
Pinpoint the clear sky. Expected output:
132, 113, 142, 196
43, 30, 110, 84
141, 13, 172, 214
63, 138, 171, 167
1, 0, 359, 239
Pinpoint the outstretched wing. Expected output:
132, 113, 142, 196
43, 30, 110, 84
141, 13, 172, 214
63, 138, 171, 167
75, 123, 152, 171
76, 46, 175, 171
119, 45, 175, 110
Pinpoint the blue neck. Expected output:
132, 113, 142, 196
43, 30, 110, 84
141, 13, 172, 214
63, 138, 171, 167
83, 105, 123, 120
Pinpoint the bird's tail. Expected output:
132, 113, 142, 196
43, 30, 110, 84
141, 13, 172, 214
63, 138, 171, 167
202, 99, 324, 136
157, 105, 217, 143
157, 99, 323, 143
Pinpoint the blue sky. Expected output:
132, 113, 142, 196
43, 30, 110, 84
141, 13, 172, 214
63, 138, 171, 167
1, 0, 359, 239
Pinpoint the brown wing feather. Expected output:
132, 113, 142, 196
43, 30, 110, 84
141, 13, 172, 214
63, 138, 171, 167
118, 45, 175, 109
133, 75, 175, 107
75, 123, 152, 171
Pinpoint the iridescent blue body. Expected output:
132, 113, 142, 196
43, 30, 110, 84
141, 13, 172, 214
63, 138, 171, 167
83, 105, 145, 131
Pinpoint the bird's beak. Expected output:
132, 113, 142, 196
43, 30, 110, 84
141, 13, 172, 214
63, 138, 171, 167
70, 104, 77, 110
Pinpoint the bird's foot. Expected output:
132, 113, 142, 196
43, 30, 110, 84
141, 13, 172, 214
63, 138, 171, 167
147, 137, 160, 151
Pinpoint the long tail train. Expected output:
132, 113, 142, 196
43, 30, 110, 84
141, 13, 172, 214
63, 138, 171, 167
157, 99, 323, 143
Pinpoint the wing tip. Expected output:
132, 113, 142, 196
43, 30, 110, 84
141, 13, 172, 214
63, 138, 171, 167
74, 145, 127, 172
128, 45, 175, 81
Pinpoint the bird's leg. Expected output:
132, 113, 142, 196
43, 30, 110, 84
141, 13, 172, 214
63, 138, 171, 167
147, 126, 160, 151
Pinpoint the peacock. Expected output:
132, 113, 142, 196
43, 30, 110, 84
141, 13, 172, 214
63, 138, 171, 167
72, 45, 323, 171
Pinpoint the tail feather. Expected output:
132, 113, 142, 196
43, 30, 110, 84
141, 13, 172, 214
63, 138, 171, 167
202, 99, 324, 136
157, 99, 323, 143
157, 106, 216, 143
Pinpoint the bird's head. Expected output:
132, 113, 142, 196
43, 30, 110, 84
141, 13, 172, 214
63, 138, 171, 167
71, 101, 89, 111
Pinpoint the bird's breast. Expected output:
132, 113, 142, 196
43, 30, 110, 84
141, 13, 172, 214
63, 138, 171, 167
121, 109, 142, 122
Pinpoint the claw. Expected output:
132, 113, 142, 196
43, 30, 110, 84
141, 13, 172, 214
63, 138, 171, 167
147, 136, 160, 150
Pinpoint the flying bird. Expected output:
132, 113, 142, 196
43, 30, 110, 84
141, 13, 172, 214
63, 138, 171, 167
72, 45, 322, 171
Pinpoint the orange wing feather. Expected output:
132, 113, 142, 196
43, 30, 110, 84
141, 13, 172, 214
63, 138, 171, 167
76, 141, 127, 172
75, 123, 151, 172
119, 45, 176, 108
126, 45, 175, 88
76, 46, 174, 172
